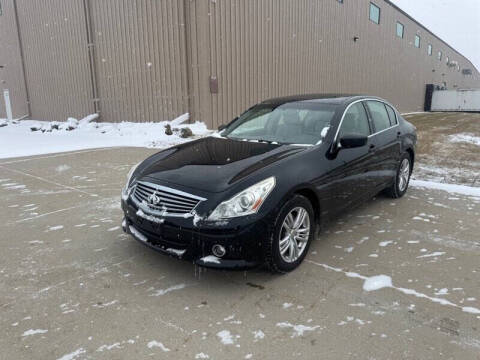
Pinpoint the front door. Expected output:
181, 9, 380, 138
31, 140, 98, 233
317, 101, 376, 217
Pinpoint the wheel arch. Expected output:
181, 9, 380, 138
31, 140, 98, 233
291, 187, 321, 226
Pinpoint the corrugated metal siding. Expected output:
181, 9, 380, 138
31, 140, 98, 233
1, 0, 479, 125
198, 0, 480, 128
0, 0, 28, 118
14, 0, 93, 121
89, 0, 189, 123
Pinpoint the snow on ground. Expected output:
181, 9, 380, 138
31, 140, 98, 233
410, 180, 480, 197
448, 133, 480, 146
0, 114, 211, 159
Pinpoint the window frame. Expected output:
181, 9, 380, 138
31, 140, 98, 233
333, 99, 399, 144
396, 22, 404, 38
336, 102, 372, 140
385, 104, 398, 126
427, 44, 432, 56
438, 51, 443, 61
369, 3, 381, 25
414, 35, 421, 48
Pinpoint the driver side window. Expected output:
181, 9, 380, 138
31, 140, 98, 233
338, 102, 371, 139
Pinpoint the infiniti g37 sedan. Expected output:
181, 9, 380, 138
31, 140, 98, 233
121, 94, 417, 272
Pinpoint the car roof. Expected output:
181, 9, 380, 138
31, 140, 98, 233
261, 94, 381, 106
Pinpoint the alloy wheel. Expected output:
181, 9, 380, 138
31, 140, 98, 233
279, 207, 310, 263
398, 158, 410, 192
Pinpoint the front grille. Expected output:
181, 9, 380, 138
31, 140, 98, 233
131, 181, 206, 216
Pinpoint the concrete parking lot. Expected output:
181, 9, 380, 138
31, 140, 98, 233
1, 114, 480, 359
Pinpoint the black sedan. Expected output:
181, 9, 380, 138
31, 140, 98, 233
121, 94, 417, 272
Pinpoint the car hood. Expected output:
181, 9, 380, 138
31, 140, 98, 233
135, 136, 307, 193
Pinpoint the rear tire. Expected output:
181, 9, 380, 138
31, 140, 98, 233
265, 195, 315, 273
385, 153, 412, 198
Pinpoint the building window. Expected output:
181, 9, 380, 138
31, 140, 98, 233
337, 0, 344, 3
438, 51, 442, 61
396, 22, 404, 38
446, 56, 449, 65
0, 1, 3, 16
369, 3, 380, 24
414, 35, 421, 48
428, 44, 432, 56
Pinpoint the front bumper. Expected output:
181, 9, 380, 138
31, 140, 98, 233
121, 198, 268, 270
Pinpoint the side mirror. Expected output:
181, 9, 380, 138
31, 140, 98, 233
339, 134, 368, 149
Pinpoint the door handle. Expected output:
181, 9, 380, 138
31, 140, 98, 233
397, 131, 401, 138
368, 144, 376, 153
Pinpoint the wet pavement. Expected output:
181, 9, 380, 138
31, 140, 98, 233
1, 122, 480, 359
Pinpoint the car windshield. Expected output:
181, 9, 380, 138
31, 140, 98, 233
222, 102, 338, 145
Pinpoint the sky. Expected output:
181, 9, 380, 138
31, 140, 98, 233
390, 0, 480, 70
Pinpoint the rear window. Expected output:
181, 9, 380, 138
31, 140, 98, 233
366, 101, 391, 133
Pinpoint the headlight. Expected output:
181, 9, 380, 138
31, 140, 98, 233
208, 177, 276, 220
126, 162, 141, 187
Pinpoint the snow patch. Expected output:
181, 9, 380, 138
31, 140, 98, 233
307, 260, 480, 316
363, 275, 393, 292
417, 252, 445, 259
410, 180, 480, 197
57, 348, 86, 360
22, 329, 48, 336
449, 133, 480, 146
276, 322, 321, 337
379, 241, 393, 247
217, 330, 235, 345
150, 283, 186, 297
195, 353, 210, 359
55, 165, 71, 173
0, 114, 210, 159
147, 341, 170, 352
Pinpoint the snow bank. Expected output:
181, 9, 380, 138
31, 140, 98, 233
0, 113, 211, 159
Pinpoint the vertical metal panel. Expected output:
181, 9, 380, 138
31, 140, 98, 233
2, 0, 479, 125
197, 0, 480, 128
0, 0, 28, 118
89, 0, 189, 123
14, 0, 93, 121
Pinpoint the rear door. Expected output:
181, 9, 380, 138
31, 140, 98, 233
365, 100, 401, 188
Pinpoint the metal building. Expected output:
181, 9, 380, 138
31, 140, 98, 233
1, 0, 479, 129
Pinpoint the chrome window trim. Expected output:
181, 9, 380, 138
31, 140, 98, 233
333, 99, 400, 144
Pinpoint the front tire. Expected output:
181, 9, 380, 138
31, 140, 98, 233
385, 153, 412, 198
266, 195, 315, 273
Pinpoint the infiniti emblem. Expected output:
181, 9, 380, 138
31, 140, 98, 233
148, 191, 161, 206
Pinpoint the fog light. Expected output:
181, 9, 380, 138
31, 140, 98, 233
212, 244, 226, 258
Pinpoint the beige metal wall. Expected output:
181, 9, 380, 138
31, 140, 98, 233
89, 0, 189, 123
197, 0, 480, 127
14, 0, 94, 121
1, 0, 479, 127
0, 0, 29, 118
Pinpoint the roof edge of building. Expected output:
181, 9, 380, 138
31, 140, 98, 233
383, 0, 480, 74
